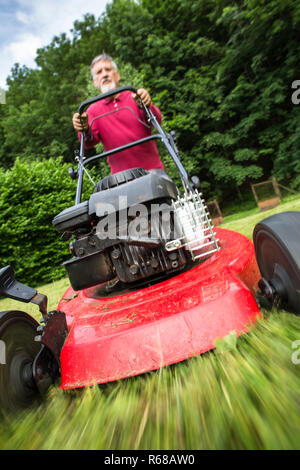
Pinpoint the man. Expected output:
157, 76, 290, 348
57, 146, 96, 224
72, 53, 165, 174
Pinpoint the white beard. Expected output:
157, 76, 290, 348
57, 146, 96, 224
100, 79, 117, 94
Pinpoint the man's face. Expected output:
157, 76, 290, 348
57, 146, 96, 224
92, 60, 120, 93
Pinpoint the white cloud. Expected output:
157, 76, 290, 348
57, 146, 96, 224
0, 0, 110, 89
4, 33, 42, 68
15, 10, 31, 25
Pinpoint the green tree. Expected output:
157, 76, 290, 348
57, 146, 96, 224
1, 0, 300, 204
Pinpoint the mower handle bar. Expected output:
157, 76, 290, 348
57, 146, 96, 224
75, 85, 192, 204
78, 86, 138, 115
82, 134, 162, 168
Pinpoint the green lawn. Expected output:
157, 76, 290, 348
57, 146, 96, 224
1, 196, 300, 450
221, 193, 300, 239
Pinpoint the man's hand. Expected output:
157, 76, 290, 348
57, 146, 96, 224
72, 112, 89, 132
132, 88, 152, 108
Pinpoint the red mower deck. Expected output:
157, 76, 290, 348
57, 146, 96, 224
58, 227, 261, 389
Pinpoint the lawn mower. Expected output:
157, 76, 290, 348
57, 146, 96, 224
1, 86, 300, 413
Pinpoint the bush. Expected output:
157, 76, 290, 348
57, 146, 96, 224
0, 157, 78, 286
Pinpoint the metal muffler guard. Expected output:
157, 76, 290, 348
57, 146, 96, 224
166, 190, 219, 261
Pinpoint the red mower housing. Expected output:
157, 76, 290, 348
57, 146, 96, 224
58, 227, 261, 389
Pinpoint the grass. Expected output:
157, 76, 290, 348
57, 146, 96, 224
221, 193, 300, 239
1, 195, 300, 450
0, 277, 70, 323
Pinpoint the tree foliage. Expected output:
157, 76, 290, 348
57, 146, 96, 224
1, 0, 300, 282
2, 0, 300, 195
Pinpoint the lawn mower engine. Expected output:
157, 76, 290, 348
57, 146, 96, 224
53, 168, 216, 290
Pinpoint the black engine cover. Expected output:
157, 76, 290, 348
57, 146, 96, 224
54, 168, 185, 290
89, 171, 178, 218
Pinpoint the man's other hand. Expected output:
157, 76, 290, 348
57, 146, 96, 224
133, 88, 151, 108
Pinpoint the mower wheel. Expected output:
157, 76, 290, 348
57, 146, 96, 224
253, 211, 300, 314
0, 310, 41, 413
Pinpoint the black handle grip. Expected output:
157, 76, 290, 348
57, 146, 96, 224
78, 85, 138, 115
0, 265, 37, 302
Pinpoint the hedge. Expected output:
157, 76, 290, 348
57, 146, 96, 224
0, 157, 85, 286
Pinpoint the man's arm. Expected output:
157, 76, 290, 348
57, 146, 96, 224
132, 88, 162, 125
72, 111, 101, 149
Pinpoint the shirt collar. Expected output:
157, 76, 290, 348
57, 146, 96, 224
103, 92, 122, 105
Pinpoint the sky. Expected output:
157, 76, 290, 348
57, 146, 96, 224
0, 0, 111, 89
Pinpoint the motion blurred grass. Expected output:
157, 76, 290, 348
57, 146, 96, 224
1, 195, 300, 450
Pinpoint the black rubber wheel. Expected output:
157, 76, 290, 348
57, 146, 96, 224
0, 310, 41, 413
253, 211, 300, 314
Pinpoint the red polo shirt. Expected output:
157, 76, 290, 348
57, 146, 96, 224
80, 91, 165, 174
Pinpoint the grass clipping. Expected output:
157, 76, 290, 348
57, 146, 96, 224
1, 311, 300, 450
